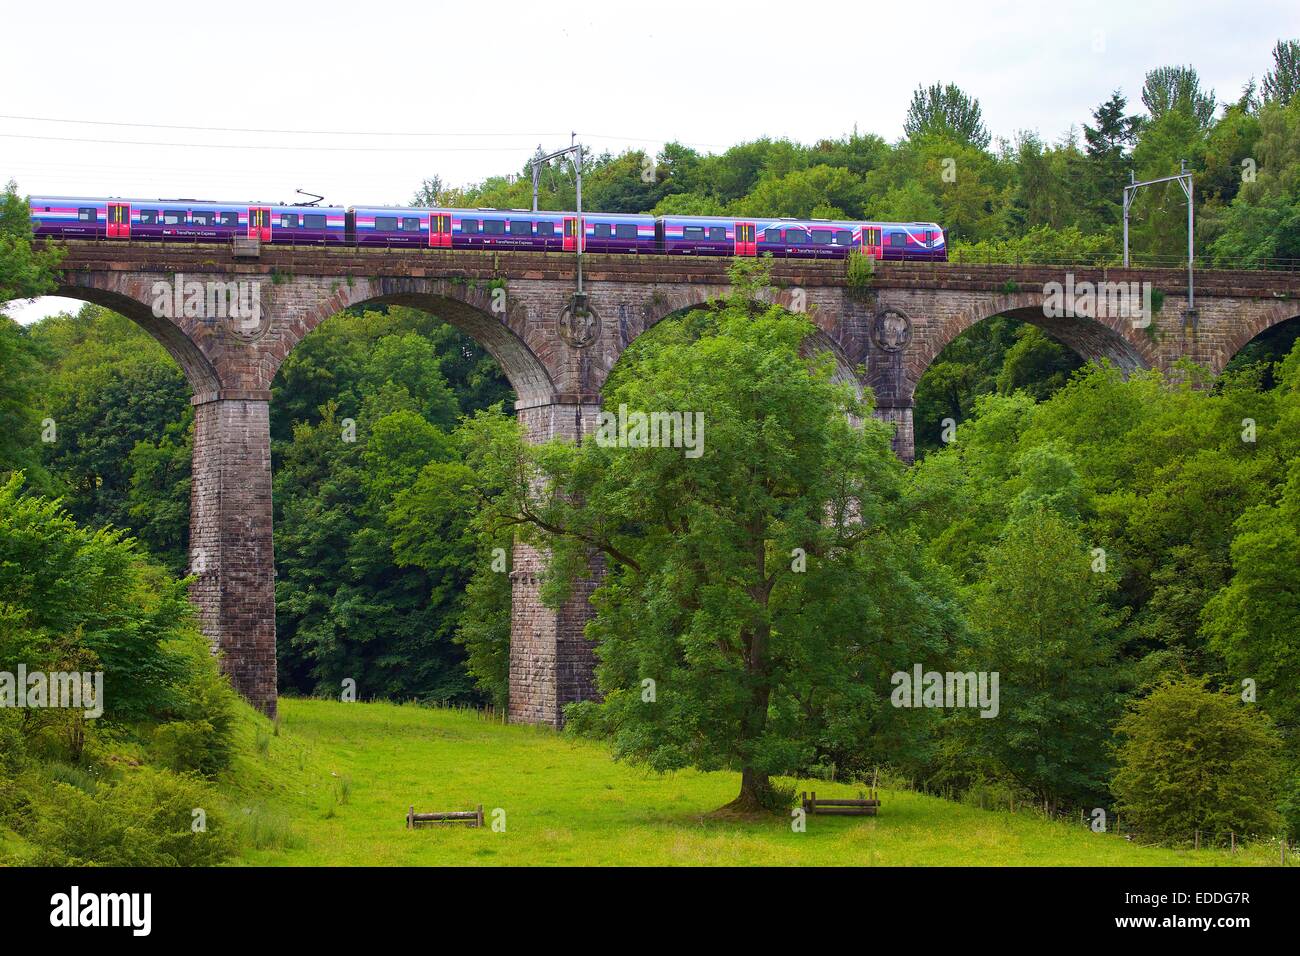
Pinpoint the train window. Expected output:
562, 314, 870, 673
374, 216, 397, 231
509, 220, 532, 236
305, 214, 328, 229
397, 217, 418, 232
889, 233, 905, 246
216, 212, 239, 227
164, 210, 186, 225
708, 226, 727, 241
536, 221, 555, 237
279, 213, 299, 229
483, 219, 505, 235
78, 207, 97, 222
763, 228, 782, 243
593, 223, 612, 238
811, 229, 832, 244
460, 219, 480, 234
835, 230, 853, 245
786, 228, 807, 245
139, 210, 159, 225
615, 223, 637, 239
192, 211, 215, 226
683, 226, 704, 240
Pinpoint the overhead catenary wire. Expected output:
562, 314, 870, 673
0, 132, 547, 153
0, 114, 732, 152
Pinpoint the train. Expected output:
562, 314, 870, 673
28, 196, 947, 261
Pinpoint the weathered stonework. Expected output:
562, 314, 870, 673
44, 241, 1300, 723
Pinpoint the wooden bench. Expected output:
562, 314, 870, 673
801, 791, 880, 816
406, 804, 484, 828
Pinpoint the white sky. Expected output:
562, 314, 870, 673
5, 0, 1297, 323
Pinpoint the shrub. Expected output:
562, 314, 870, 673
1111, 679, 1284, 844
846, 249, 875, 297
154, 631, 240, 777
32, 767, 237, 866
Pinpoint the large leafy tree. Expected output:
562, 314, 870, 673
0, 181, 62, 305
0, 182, 62, 489
904, 82, 991, 149
951, 505, 1126, 812
1141, 65, 1218, 129
30, 307, 191, 539
1263, 39, 1300, 106
461, 262, 960, 810
1202, 459, 1300, 726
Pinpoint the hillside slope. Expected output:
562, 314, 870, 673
220, 698, 1276, 866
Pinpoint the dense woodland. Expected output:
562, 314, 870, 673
2, 41, 1300, 857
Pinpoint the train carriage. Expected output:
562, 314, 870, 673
29, 195, 943, 260
877, 222, 946, 261
28, 196, 346, 244
753, 219, 861, 259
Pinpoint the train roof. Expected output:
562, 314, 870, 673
346, 205, 652, 221
28, 195, 343, 210
28, 197, 941, 231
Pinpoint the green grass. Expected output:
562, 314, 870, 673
219, 697, 1282, 866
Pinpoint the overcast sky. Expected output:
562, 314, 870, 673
5, 0, 1297, 323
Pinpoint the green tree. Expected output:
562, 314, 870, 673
904, 83, 991, 149
1141, 65, 1218, 129
32, 308, 191, 539
0, 181, 63, 304
1263, 39, 1300, 106
1202, 458, 1300, 725
1112, 679, 1283, 843
952, 505, 1126, 812
463, 263, 959, 810
1083, 91, 1138, 227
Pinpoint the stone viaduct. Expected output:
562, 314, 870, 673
34, 239, 1300, 724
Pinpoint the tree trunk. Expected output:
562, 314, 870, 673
724, 620, 774, 813
720, 765, 772, 814
720, 536, 775, 814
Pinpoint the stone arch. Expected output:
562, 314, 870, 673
901, 291, 1157, 404
609, 289, 863, 397
272, 276, 559, 409
803, 326, 863, 395
639, 284, 733, 333
1215, 301, 1300, 376
49, 274, 222, 398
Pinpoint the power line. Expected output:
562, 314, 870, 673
0, 132, 543, 153
0, 113, 562, 139
0, 114, 733, 152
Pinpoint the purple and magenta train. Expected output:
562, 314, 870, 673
29, 196, 947, 261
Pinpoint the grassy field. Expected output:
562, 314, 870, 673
218, 697, 1281, 866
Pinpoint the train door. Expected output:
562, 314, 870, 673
862, 226, 882, 259
563, 216, 581, 252
249, 207, 272, 241
734, 222, 756, 256
106, 203, 131, 239
430, 213, 452, 248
